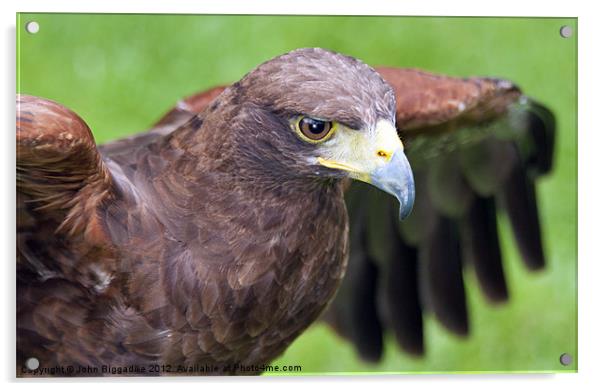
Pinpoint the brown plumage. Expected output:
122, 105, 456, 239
16, 47, 555, 375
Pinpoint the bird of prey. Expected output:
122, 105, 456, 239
16, 47, 554, 376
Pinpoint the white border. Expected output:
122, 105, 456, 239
4, 0, 584, 17
3, 1, 600, 390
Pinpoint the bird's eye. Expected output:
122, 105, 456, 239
296, 117, 335, 142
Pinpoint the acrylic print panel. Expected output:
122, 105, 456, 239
16, 14, 577, 376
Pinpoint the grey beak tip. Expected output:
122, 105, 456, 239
370, 150, 415, 221
398, 180, 415, 220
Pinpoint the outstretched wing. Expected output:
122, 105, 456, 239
17, 94, 116, 285
132, 69, 555, 362
324, 68, 555, 361
16, 95, 133, 367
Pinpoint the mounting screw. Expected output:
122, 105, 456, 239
559, 353, 573, 366
559, 25, 573, 38
25, 21, 40, 34
25, 357, 40, 370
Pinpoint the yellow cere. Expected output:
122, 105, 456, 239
314, 119, 403, 183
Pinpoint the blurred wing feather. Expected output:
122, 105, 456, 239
17, 95, 116, 281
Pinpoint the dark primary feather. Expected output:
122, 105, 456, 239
16, 51, 555, 372
322, 184, 384, 361
461, 196, 508, 302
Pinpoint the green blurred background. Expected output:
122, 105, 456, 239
16, 14, 577, 374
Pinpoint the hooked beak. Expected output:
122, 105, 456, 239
316, 119, 415, 219
369, 150, 415, 219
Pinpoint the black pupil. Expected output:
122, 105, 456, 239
303, 118, 326, 134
